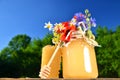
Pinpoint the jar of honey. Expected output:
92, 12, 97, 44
41, 45, 61, 78
61, 38, 98, 79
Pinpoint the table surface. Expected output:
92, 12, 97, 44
0, 78, 120, 80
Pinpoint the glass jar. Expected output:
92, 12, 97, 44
61, 38, 98, 79
41, 45, 61, 78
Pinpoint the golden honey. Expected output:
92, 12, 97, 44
62, 39, 98, 79
41, 45, 61, 78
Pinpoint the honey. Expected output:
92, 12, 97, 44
62, 39, 98, 79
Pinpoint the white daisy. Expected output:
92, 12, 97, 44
44, 21, 53, 31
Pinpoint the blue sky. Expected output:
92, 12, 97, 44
0, 0, 120, 50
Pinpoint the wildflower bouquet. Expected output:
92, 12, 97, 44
44, 9, 99, 47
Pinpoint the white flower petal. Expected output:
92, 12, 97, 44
44, 21, 53, 30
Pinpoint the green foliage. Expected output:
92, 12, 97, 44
8, 34, 31, 51
96, 26, 120, 77
42, 33, 53, 46
0, 34, 53, 78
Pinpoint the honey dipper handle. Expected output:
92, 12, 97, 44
47, 43, 61, 67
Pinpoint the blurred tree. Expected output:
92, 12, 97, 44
0, 33, 53, 78
0, 47, 21, 77
22, 38, 43, 77
42, 33, 53, 47
8, 34, 31, 51
95, 26, 120, 78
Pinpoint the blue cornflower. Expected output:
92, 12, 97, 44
90, 17, 96, 27
74, 12, 86, 22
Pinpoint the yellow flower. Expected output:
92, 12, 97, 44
54, 23, 64, 32
52, 32, 61, 44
